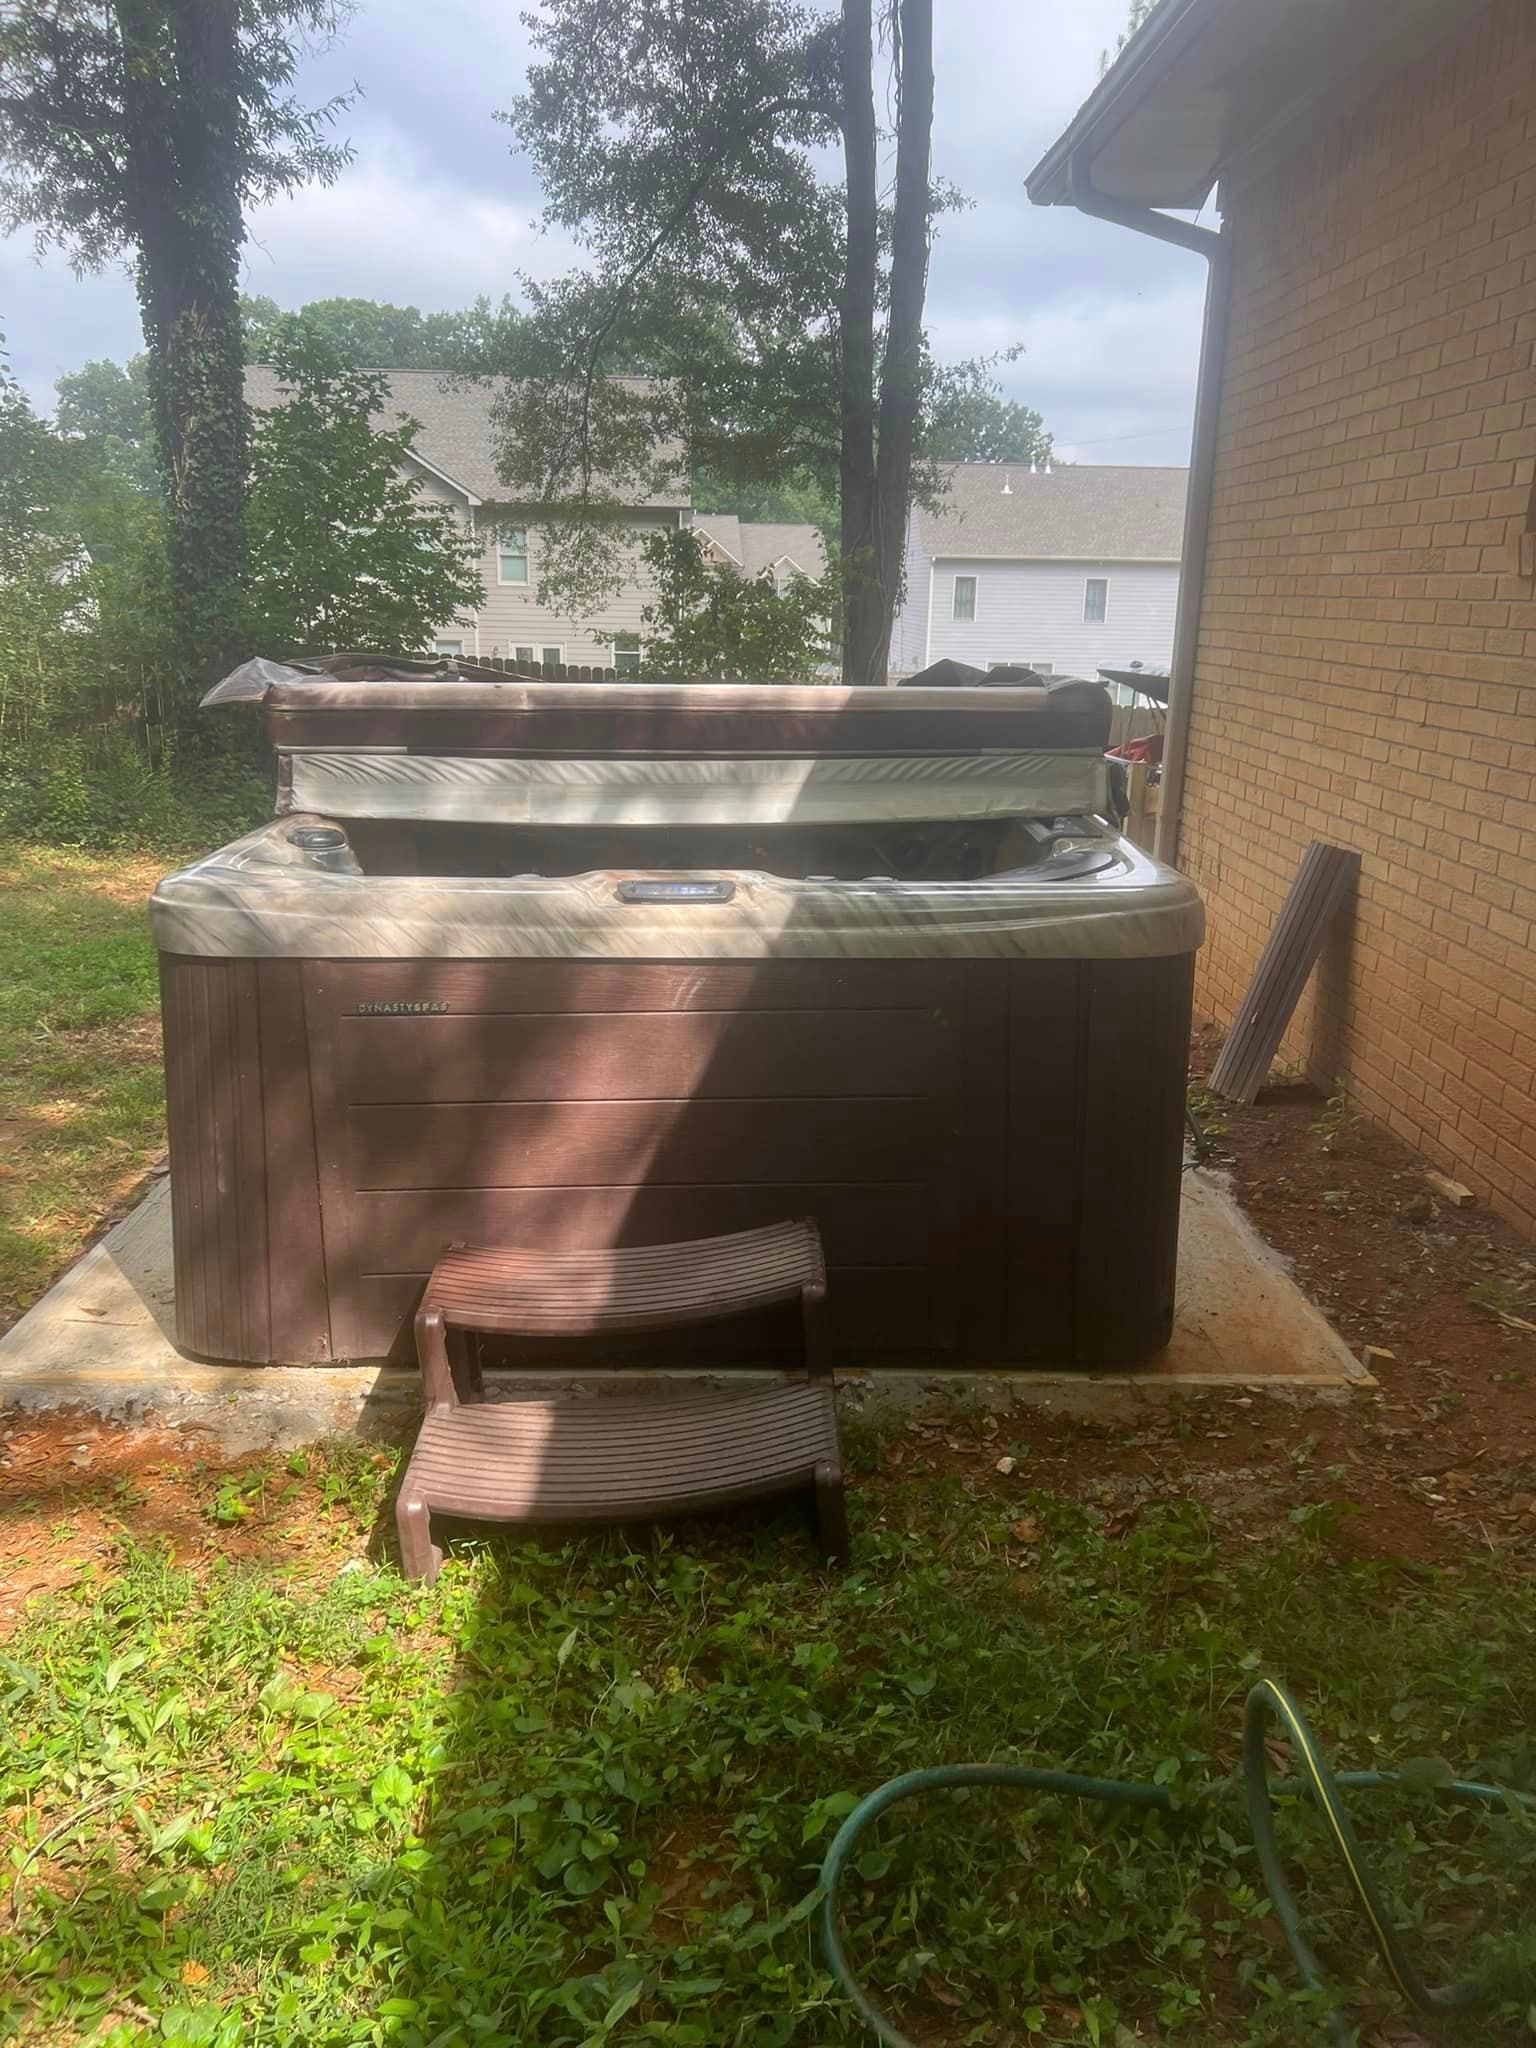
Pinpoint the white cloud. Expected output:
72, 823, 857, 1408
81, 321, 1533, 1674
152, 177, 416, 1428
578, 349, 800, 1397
241, 121, 577, 310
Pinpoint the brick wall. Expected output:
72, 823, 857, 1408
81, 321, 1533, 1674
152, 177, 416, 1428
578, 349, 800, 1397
1182, 0, 1536, 1234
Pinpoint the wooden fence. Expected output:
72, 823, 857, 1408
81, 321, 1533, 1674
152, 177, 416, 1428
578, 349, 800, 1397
470, 656, 621, 683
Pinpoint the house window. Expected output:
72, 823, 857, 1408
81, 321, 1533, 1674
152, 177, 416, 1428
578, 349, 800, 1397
952, 575, 977, 622
435, 638, 463, 658
1083, 577, 1109, 623
513, 644, 536, 664
540, 645, 563, 667
613, 634, 642, 675
498, 528, 529, 583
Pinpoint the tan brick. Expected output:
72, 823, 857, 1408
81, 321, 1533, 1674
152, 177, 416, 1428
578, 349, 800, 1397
1186, 0, 1536, 1237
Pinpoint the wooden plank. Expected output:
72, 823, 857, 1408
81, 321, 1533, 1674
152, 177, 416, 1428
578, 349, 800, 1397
334, 1006, 947, 1104
1005, 959, 1083, 1363
349, 1266, 943, 1366
349, 1097, 934, 1192
1210, 843, 1360, 1104
319, 957, 952, 1016
160, 958, 276, 1362
1072, 954, 1193, 1365
350, 1182, 931, 1271
256, 961, 332, 1360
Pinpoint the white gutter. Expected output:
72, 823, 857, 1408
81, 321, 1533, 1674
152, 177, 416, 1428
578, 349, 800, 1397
1066, 148, 1232, 867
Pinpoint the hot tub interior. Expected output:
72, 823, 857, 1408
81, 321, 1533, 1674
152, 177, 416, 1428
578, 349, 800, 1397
340, 814, 1116, 881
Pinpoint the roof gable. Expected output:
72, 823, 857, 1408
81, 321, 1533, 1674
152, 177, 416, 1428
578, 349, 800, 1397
243, 365, 690, 509
916, 463, 1187, 562
695, 514, 825, 580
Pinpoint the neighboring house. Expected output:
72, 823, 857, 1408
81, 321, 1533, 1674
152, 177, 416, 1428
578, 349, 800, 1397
890, 462, 1187, 685
693, 513, 825, 591
1030, 0, 1536, 1236
244, 366, 823, 669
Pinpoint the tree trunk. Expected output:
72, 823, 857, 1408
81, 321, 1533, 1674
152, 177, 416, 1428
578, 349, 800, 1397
116, 0, 248, 694
871, 0, 933, 683
837, 0, 881, 687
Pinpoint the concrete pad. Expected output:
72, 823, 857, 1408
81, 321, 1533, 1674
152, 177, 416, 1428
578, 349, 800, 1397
0, 1170, 1367, 1451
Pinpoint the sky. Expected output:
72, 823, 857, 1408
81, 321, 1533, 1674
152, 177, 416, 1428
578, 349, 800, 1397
0, 0, 1207, 467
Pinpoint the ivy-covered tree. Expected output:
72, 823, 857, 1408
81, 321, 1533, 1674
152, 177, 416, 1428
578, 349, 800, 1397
624, 529, 832, 683
0, 1, 354, 686
492, 0, 937, 687
242, 328, 484, 657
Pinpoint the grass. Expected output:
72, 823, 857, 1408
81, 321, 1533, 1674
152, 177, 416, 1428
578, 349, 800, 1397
5, 1448, 1536, 2047
0, 842, 168, 1327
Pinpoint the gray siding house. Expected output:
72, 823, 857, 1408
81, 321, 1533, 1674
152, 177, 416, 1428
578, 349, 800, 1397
891, 463, 1187, 684
245, 367, 823, 668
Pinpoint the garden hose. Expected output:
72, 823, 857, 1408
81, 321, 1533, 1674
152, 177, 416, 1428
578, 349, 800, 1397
819, 1678, 1529, 2048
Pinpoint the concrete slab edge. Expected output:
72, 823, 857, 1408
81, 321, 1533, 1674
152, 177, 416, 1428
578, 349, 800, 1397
1, 1360, 1373, 1456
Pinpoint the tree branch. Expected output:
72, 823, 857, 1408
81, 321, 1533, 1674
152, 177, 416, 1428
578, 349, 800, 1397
540, 93, 841, 514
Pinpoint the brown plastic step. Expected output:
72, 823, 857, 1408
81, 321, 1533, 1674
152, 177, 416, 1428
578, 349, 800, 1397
396, 1219, 846, 1581
397, 1383, 847, 1581
421, 1220, 826, 1335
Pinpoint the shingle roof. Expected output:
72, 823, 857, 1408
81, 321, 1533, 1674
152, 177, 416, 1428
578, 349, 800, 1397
916, 462, 1187, 562
243, 366, 690, 509
695, 514, 825, 580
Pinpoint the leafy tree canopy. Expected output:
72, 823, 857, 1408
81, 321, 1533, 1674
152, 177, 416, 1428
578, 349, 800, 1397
241, 326, 484, 656
0, 2, 353, 270
923, 353, 1053, 467
0, 345, 83, 572
626, 528, 833, 683
0, 0, 357, 684
53, 354, 158, 492
1101, 0, 1158, 74
240, 292, 523, 371
484, 0, 1048, 674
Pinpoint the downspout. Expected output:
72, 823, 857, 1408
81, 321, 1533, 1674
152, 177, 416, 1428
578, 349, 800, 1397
1068, 148, 1232, 866
468, 507, 482, 661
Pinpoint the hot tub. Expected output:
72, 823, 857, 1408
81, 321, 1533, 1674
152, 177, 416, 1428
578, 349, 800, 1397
151, 667, 1202, 1370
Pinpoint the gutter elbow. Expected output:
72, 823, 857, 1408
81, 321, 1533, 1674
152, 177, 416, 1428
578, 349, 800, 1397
1067, 146, 1224, 263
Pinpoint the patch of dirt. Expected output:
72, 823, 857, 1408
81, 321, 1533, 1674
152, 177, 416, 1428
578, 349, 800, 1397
855, 1034, 1536, 1571
0, 1419, 404, 1636
650, 1813, 742, 1939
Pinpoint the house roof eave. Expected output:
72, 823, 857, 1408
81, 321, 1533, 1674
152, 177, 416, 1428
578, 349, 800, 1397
1026, 0, 1483, 213
402, 447, 482, 507
925, 550, 1182, 566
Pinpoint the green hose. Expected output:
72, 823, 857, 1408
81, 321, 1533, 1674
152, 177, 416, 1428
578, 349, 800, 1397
819, 1678, 1527, 2048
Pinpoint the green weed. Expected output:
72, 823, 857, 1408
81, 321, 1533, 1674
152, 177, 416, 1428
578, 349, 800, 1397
0, 844, 168, 1323
4, 1475, 1536, 2046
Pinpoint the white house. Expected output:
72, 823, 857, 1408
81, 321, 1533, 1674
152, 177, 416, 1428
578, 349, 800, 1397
245, 366, 824, 670
890, 462, 1187, 684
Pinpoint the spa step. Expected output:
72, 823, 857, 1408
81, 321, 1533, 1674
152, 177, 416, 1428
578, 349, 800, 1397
418, 1218, 826, 1336
396, 1220, 846, 1581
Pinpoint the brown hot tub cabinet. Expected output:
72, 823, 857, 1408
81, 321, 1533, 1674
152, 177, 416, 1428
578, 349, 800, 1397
152, 667, 1202, 1369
